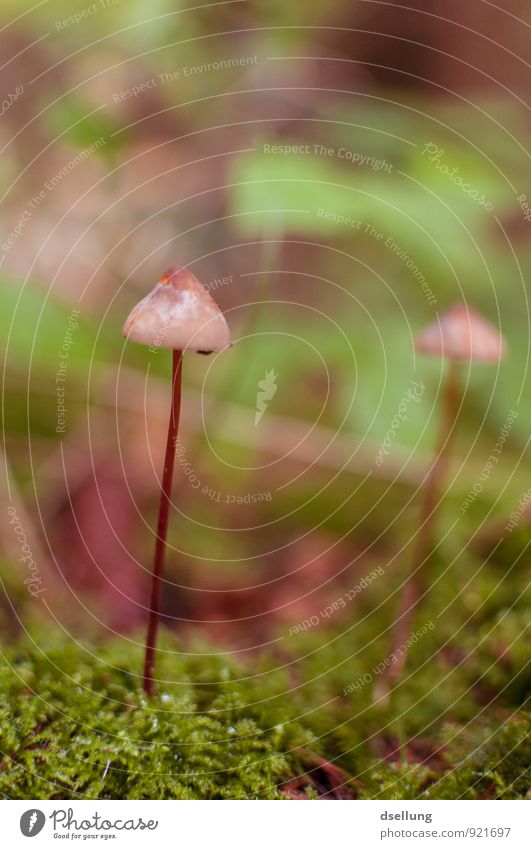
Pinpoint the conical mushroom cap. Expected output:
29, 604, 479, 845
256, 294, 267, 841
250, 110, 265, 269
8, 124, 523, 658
415, 304, 506, 363
123, 267, 231, 353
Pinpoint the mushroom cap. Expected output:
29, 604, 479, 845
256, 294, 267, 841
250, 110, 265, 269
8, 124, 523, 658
415, 304, 506, 363
123, 267, 231, 353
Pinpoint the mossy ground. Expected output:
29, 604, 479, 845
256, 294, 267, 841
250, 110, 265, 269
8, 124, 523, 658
0, 598, 529, 800
0, 636, 313, 800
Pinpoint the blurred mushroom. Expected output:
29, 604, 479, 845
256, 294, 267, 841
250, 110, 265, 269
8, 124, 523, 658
386, 304, 506, 689
415, 303, 506, 363
123, 266, 231, 697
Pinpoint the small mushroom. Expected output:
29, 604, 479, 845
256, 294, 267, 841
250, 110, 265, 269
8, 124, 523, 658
386, 303, 506, 689
415, 303, 506, 363
123, 266, 231, 697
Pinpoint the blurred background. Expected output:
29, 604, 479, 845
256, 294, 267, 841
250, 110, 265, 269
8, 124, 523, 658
0, 0, 529, 668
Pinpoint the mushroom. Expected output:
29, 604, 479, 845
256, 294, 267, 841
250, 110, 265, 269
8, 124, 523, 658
386, 303, 506, 688
123, 266, 231, 697
415, 303, 506, 364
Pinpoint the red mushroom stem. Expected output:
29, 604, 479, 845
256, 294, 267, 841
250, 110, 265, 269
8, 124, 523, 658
387, 359, 460, 687
143, 349, 183, 697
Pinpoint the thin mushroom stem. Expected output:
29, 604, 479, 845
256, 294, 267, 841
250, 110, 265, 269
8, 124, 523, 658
143, 349, 183, 697
387, 359, 460, 688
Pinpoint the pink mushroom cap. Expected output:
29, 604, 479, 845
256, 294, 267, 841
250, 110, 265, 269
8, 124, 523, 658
415, 304, 506, 363
123, 267, 232, 353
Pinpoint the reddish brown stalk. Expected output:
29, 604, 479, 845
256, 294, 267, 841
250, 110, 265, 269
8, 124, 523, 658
143, 349, 183, 697
387, 360, 460, 687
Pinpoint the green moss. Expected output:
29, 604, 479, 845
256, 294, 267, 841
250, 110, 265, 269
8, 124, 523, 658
0, 636, 314, 800
0, 627, 528, 800
432, 717, 531, 799
1, 538, 529, 800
